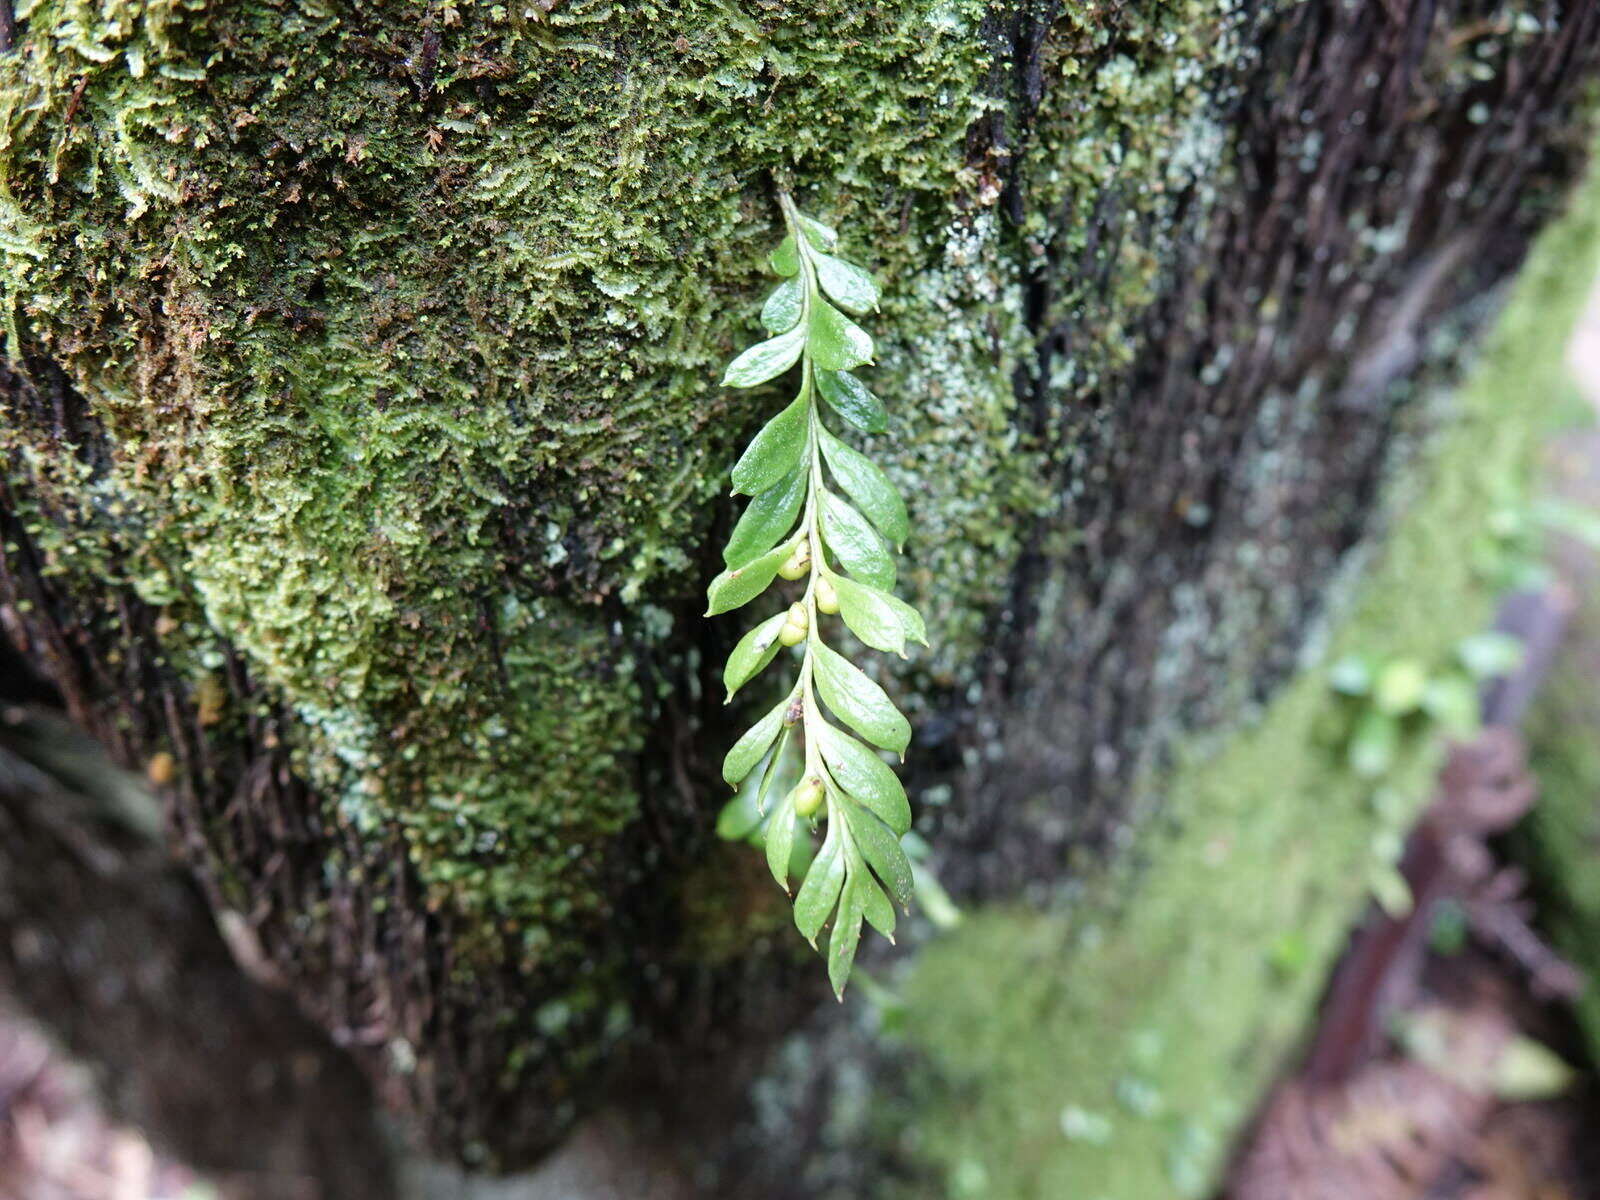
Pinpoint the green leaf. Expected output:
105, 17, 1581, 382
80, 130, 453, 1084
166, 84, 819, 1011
724, 467, 805, 568
814, 252, 880, 314
731, 392, 808, 495
814, 369, 887, 434
1422, 673, 1480, 736
820, 428, 909, 545
809, 301, 873, 371
844, 803, 914, 906
765, 794, 798, 892
722, 698, 788, 786
817, 723, 911, 834
858, 868, 896, 940
828, 875, 865, 998
761, 277, 803, 334
753, 725, 794, 815
705, 541, 790, 616
1348, 708, 1400, 778
831, 575, 907, 655
1493, 1034, 1577, 1101
915, 863, 963, 930
769, 234, 799, 276
724, 612, 788, 701
1458, 631, 1524, 679
796, 212, 837, 250
821, 491, 895, 589
882, 591, 929, 646
716, 787, 764, 841
722, 323, 805, 388
813, 641, 910, 754
1328, 655, 1375, 696
795, 822, 845, 944
1373, 659, 1427, 716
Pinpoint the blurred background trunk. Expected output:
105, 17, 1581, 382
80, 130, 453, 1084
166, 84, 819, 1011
3, 1, 1600, 1197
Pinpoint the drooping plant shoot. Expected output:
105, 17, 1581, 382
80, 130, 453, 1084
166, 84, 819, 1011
706, 193, 926, 997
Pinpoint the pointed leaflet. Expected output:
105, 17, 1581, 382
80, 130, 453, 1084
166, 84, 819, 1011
809, 301, 873, 371
843, 803, 914, 907
753, 724, 794, 815
843, 836, 896, 939
814, 252, 880, 315
830, 575, 906, 656
813, 640, 910, 754
796, 212, 838, 250
820, 427, 909, 545
816, 722, 911, 835
821, 491, 895, 589
765, 794, 798, 891
723, 466, 805, 569
722, 697, 788, 786
883, 590, 929, 646
814, 369, 887, 434
761, 276, 803, 334
706, 541, 789, 616
722, 322, 805, 388
715, 788, 764, 840
724, 612, 788, 701
795, 821, 845, 944
828, 873, 865, 997
731, 392, 808, 495
717, 725, 793, 838
859, 870, 896, 940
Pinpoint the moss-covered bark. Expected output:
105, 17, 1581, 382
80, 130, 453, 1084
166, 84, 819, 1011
0, 0, 1011, 937
2, 0, 1599, 1188
1518, 426, 1600, 1061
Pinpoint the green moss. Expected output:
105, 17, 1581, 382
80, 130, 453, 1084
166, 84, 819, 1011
893, 139, 1600, 1200
0, 0, 1258, 959
1521, 545, 1600, 1058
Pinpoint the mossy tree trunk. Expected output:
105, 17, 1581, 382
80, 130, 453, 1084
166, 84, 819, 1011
2, 1, 1599, 1196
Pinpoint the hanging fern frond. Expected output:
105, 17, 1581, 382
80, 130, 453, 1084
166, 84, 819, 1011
707, 192, 926, 998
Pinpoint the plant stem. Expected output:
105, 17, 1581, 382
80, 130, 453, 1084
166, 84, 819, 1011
778, 192, 832, 816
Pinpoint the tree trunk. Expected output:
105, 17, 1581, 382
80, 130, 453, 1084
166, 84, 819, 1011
2, 1, 1598, 1196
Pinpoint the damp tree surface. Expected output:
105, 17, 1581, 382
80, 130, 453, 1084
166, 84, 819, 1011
2, 2, 1599, 1197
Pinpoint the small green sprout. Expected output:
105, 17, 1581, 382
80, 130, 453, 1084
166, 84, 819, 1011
1327, 631, 1523, 778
